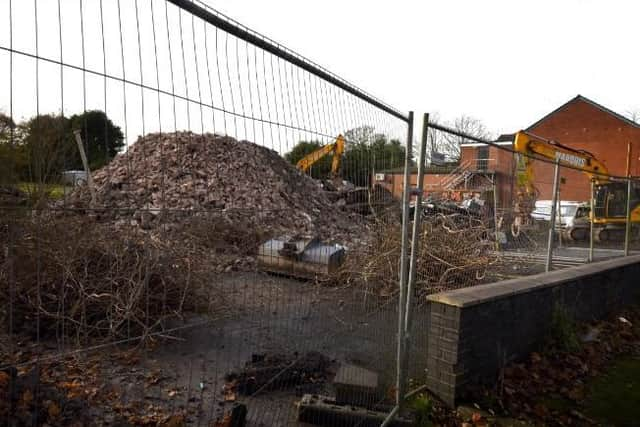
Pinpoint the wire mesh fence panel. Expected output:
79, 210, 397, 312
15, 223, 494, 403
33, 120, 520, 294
419, 122, 640, 291
0, 1, 417, 425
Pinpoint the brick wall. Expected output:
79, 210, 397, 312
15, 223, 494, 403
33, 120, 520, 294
529, 98, 640, 201
458, 97, 640, 204
424, 255, 640, 406
376, 172, 454, 199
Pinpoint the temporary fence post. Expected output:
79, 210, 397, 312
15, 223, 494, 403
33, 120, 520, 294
401, 113, 429, 386
546, 160, 561, 272
589, 179, 595, 262
625, 177, 632, 256
493, 178, 499, 250
395, 111, 414, 409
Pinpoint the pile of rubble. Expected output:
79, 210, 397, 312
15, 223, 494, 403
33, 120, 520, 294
65, 132, 365, 242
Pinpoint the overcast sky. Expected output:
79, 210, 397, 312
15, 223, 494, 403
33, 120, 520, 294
1, 0, 639, 151
209, 0, 640, 135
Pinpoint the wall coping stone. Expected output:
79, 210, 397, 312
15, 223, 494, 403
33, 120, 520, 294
426, 254, 640, 308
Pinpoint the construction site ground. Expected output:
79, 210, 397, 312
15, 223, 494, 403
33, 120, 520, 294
501, 245, 640, 271
3, 272, 428, 426
151, 271, 428, 426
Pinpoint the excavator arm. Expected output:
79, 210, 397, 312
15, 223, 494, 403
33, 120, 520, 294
513, 131, 609, 184
510, 130, 610, 236
511, 131, 640, 241
296, 134, 345, 176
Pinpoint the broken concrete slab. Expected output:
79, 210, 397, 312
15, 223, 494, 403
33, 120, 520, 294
333, 364, 380, 408
297, 394, 412, 427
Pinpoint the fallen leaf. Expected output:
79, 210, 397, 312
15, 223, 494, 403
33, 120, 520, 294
0, 371, 9, 388
213, 414, 232, 427
48, 401, 61, 419
161, 413, 185, 427
533, 403, 548, 418
471, 412, 483, 423
22, 389, 34, 405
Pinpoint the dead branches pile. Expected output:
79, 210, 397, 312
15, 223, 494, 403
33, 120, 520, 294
335, 213, 499, 296
0, 214, 223, 343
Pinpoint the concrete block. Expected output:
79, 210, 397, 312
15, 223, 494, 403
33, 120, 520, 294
333, 364, 380, 408
297, 394, 413, 427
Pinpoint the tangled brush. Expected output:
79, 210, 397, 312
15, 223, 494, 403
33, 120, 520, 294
335, 212, 499, 297
0, 213, 229, 343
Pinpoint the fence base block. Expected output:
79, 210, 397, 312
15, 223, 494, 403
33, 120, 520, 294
296, 394, 413, 426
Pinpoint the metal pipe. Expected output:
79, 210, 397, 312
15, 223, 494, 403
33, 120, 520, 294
401, 113, 429, 389
381, 384, 430, 427
493, 178, 499, 250
166, 0, 408, 122
546, 160, 561, 272
625, 177, 632, 256
627, 142, 632, 177
589, 179, 595, 262
625, 142, 632, 256
380, 405, 400, 427
73, 130, 96, 207
395, 112, 414, 409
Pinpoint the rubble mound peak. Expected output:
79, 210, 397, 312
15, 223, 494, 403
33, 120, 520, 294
68, 131, 363, 240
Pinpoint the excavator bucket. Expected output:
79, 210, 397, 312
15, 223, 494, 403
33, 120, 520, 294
257, 236, 345, 279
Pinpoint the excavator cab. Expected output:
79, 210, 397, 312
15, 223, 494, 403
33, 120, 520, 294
593, 181, 640, 220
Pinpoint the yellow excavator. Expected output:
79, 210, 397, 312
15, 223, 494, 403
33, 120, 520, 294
512, 130, 640, 241
296, 134, 345, 178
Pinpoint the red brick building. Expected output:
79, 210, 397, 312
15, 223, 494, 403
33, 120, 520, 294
378, 95, 640, 207
517, 95, 640, 202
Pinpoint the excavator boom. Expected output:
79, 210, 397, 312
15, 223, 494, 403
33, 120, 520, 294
511, 130, 640, 241
296, 135, 345, 175
513, 131, 609, 184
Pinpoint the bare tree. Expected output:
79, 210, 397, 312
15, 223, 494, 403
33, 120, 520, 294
431, 114, 493, 162
625, 109, 640, 124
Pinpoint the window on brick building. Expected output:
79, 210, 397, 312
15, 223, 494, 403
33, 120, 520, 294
476, 146, 489, 171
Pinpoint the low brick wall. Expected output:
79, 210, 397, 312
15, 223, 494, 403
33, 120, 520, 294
425, 255, 640, 406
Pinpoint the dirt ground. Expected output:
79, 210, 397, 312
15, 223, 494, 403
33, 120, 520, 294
144, 272, 429, 426
2, 272, 429, 426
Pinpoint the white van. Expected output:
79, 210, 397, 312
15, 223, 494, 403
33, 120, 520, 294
531, 200, 590, 240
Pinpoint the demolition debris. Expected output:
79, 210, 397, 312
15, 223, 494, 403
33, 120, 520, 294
65, 132, 366, 242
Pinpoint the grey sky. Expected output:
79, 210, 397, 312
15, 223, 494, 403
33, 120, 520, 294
1, 0, 638, 154
0, 0, 408, 155
211, 0, 640, 134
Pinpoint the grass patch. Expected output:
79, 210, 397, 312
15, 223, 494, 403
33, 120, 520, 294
407, 393, 433, 426
584, 356, 640, 426
538, 395, 573, 412
18, 182, 69, 200
548, 304, 580, 352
